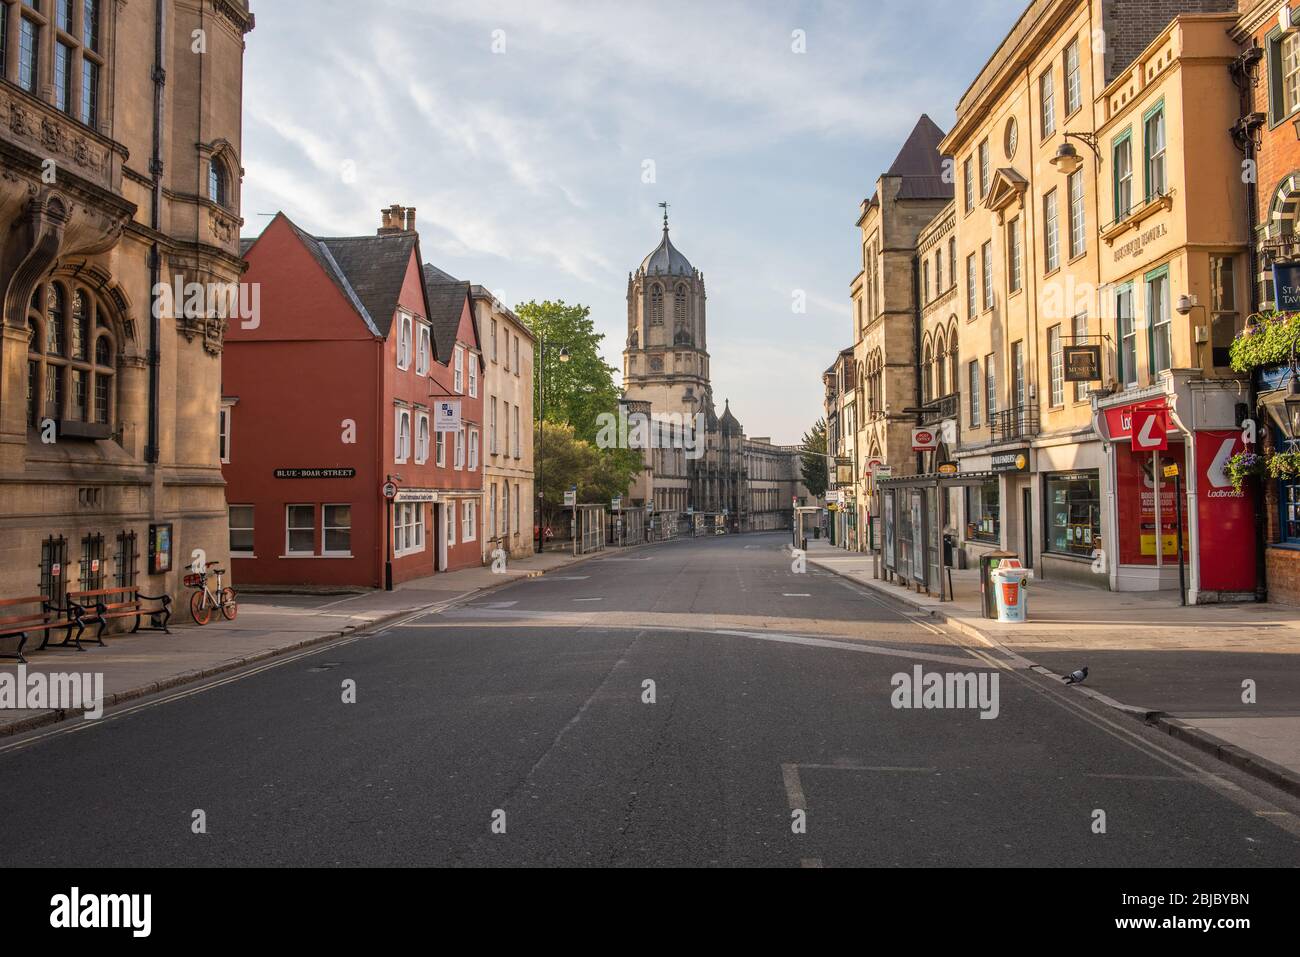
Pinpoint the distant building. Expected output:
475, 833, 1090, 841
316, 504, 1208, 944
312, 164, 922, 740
622, 209, 811, 531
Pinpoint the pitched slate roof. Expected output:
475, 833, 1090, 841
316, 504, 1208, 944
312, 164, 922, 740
885, 114, 954, 201
316, 233, 420, 337
423, 266, 471, 361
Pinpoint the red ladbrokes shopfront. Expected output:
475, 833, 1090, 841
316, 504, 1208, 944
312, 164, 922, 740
1096, 391, 1256, 602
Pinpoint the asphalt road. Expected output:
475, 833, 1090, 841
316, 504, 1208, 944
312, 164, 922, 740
2, 532, 1299, 867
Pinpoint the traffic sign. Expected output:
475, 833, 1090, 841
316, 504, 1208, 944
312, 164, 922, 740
382, 481, 398, 500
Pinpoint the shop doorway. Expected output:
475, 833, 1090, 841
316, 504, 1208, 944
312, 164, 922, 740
1021, 488, 1034, 570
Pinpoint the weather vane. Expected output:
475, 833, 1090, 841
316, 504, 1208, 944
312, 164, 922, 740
659, 201, 670, 230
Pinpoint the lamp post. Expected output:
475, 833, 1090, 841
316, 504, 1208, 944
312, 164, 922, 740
1050, 131, 1102, 175
535, 339, 570, 553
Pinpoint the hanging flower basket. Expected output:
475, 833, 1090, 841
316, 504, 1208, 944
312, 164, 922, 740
1266, 449, 1300, 482
1226, 452, 1267, 493
1230, 311, 1300, 375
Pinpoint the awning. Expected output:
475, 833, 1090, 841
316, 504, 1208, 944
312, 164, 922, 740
877, 469, 999, 489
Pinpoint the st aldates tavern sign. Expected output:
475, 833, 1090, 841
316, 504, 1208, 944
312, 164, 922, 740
1113, 223, 1167, 264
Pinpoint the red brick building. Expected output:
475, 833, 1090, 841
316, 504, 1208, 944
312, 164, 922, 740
222, 206, 484, 588
1234, 2, 1300, 603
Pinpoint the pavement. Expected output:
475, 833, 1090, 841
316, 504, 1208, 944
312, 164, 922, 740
0, 545, 616, 737
1, 532, 1297, 866
805, 539, 1300, 798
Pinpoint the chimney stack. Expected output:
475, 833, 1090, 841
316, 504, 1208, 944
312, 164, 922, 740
404, 207, 417, 231
378, 204, 410, 235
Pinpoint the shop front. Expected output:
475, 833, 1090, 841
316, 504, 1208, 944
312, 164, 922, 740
1095, 381, 1256, 602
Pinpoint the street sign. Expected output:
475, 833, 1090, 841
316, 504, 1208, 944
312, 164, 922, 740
1162, 463, 1180, 479
911, 427, 939, 452
434, 400, 462, 433
937, 462, 959, 475
563, 488, 577, 507
1131, 407, 1169, 452
612, 496, 622, 510
382, 481, 398, 499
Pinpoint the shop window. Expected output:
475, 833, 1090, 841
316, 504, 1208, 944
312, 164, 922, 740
1044, 471, 1100, 557
229, 506, 254, 556
394, 502, 424, 556
965, 479, 1000, 544
1280, 479, 1300, 545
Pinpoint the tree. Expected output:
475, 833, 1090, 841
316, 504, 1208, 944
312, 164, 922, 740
534, 421, 640, 527
516, 300, 621, 444
800, 418, 828, 498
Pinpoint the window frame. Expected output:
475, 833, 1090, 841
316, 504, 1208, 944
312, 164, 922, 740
286, 504, 316, 557
1043, 188, 1060, 273
1067, 168, 1086, 260
1040, 67, 1056, 138
229, 504, 255, 558
322, 504, 353, 557
1143, 100, 1167, 201
1063, 38, 1082, 117
1115, 282, 1138, 388
395, 406, 411, 464
1112, 129, 1133, 222
1007, 216, 1023, 294
1048, 324, 1064, 407
1146, 264, 1172, 376
981, 241, 993, 311
969, 359, 981, 428
453, 345, 464, 393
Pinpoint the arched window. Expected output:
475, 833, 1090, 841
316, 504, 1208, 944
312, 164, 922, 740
935, 332, 946, 399
209, 158, 229, 207
948, 325, 960, 395
674, 285, 687, 322
27, 279, 116, 431
650, 285, 664, 325
923, 342, 933, 402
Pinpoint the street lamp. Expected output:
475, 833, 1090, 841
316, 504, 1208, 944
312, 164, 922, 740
1050, 132, 1101, 175
535, 340, 570, 552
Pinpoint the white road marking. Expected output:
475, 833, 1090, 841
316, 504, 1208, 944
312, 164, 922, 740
783, 593, 811, 597
572, 598, 604, 602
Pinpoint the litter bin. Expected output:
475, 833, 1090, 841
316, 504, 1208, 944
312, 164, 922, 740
978, 550, 1018, 618
991, 560, 1033, 623
813, 526, 821, 539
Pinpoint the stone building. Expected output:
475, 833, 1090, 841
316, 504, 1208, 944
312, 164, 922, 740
0, 0, 252, 607
851, 114, 955, 545
469, 283, 535, 561
622, 209, 807, 531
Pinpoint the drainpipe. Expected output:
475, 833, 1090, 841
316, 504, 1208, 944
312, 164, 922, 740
912, 253, 923, 476
1233, 44, 1267, 602
145, 0, 166, 465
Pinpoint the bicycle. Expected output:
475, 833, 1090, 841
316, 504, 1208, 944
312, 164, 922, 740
184, 566, 238, 625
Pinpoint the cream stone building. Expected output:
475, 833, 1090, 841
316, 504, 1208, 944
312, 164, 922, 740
851, 115, 954, 548
0, 1, 252, 609
935, 0, 1247, 601
471, 285, 535, 561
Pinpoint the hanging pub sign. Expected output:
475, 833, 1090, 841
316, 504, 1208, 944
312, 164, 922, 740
1063, 344, 1102, 382
1273, 261, 1300, 311
937, 462, 959, 475
149, 523, 173, 574
434, 400, 462, 433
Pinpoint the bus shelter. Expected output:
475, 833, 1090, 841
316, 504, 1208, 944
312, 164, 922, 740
876, 470, 996, 601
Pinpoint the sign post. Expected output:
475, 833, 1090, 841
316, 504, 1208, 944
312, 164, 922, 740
1166, 462, 1187, 606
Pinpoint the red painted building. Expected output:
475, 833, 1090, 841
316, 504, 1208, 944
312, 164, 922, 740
222, 206, 484, 588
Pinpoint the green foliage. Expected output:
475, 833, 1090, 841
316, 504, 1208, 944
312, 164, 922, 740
1229, 312, 1300, 373
800, 418, 828, 498
534, 420, 640, 526
516, 300, 622, 443
1226, 452, 1267, 493
1267, 449, 1300, 482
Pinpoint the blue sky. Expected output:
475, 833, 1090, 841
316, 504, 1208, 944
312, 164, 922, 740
241, 0, 1022, 445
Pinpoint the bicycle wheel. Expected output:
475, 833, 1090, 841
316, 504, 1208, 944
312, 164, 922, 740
190, 589, 212, 625
219, 587, 238, 621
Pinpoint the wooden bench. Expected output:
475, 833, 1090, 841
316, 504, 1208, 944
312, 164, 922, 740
0, 596, 81, 662
64, 587, 172, 647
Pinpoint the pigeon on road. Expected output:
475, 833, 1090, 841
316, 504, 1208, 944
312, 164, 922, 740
1064, 666, 1089, 685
